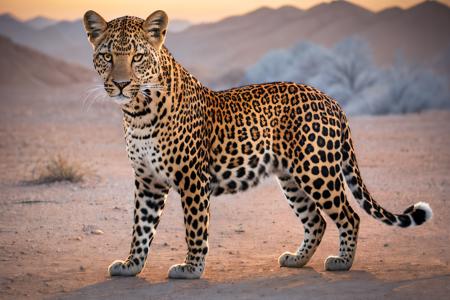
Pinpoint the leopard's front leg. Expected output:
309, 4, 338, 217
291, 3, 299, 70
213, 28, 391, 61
168, 172, 210, 279
109, 174, 169, 276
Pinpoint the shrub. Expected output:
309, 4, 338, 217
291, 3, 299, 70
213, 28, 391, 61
31, 155, 85, 184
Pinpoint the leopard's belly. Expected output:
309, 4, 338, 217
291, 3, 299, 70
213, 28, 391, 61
208, 149, 288, 196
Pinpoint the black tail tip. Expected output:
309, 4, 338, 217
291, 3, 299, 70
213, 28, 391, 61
403, 202, 433, 226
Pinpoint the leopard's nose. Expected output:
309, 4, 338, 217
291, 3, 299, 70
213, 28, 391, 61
112, 80, 131, 91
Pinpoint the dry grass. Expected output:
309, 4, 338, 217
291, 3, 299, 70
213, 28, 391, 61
31, 155, 86, 184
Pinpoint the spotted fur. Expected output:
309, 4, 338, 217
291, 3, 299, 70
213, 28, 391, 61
83, 10, 433, 279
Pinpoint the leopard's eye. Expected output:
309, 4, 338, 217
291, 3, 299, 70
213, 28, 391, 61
102, 53, 112, 62
133, 54, 143, 63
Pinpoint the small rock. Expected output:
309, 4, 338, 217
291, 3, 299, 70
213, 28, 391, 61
83, 225, 103, 235
163, 242, 169, 247
76, 236, 82, 241
79, 265, 85, 271
384, 243, 389, 247
92, 229, 104, 235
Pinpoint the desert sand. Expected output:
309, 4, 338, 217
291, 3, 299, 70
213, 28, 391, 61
0, 83, 449, 299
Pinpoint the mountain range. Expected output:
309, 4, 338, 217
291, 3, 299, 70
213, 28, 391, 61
167, 0, 450, 86
0, 0, 449, 87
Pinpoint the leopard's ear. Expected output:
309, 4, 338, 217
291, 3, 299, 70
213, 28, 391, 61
143, 10, 168, 50
83, 10, 107, 48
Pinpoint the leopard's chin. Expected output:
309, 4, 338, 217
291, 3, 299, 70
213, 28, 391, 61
111, 94, 133, 105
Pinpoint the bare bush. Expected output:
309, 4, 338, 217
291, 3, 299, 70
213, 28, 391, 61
31, 155, 85, 184
245, 38, 450, 115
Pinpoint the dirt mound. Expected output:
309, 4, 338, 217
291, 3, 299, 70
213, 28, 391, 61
0, 35, 94, 87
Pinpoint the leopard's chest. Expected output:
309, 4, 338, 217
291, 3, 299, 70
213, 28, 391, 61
124, 126, 169, 182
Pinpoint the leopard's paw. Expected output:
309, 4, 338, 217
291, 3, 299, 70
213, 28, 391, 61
278, 252, 308, 268
108, 259, 142, 276
324, 256, 352, 271
168, 263, 203, 279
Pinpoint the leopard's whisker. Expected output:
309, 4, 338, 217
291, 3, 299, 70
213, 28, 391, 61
82, 86, 104, 112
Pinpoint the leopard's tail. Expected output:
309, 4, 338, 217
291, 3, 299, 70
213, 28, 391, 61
339, 114, 432, 228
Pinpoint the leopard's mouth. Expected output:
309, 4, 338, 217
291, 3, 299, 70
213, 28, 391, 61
111, 93, 132, 105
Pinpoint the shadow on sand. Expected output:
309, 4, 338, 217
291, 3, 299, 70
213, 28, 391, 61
54, 268, 450, 300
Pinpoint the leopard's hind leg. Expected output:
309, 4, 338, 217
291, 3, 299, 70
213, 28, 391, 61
277, 175, 326, 268
297, 170, 360, 271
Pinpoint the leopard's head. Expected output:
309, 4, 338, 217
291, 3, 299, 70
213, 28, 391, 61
83, 10, 168, 105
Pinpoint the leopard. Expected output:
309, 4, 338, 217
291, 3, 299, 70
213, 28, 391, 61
83, 10, 433, 279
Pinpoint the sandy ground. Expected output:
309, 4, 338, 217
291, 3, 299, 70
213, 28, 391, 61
0, 83, 449, 299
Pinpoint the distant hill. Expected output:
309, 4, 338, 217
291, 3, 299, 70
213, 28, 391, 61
25, 16, 58, 29
0, 13, 37, 42
1, 1, 449, 87
0, 35, 94, 87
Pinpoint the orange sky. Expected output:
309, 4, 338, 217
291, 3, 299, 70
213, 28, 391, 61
0, 0, 449, 22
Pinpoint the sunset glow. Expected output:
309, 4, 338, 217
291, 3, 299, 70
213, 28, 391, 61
1, 0, 449, 22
